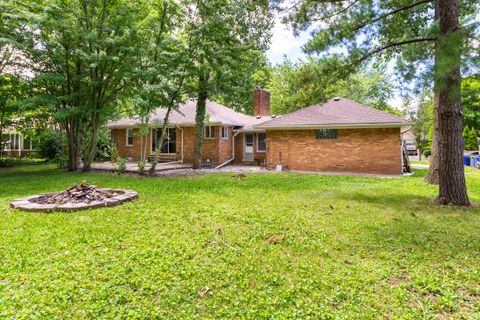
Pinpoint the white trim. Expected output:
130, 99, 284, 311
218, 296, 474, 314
221, 126, 229, 139
256, 132, 266, 153
254, 122, 414, 130
125, 128, 134, 147
243, 133, 254, 161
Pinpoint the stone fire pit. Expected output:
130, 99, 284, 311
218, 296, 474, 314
10, 183, 138, 212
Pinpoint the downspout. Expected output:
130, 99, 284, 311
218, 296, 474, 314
215, 130, 240, 169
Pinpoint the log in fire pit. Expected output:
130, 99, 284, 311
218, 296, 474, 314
10, 182, 137, 212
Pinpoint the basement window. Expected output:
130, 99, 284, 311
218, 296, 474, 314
126, 129, 134, 146
221, 127, 228, 139
205, 126, 216, 139
315, 129, 338, 140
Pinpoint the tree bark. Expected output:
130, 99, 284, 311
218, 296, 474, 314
82, 113, 99, 172
149, 107, 173, 175
432, 0, 469, 205
192, 71, 210, 169
66, 117, 80, 171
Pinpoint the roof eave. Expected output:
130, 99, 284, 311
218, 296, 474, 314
254, 122, 414, 130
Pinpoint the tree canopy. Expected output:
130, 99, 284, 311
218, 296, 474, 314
265, 58, 398, 115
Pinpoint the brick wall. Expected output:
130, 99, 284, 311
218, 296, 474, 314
112, 126, 235, 165
265, 128, 402, 175
111, 128, 151, 161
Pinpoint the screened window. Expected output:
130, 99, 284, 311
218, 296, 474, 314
152, 128, 176, 154
205, 126, 216, 139
221, 127, 228, 139
9, 134, 20, 150
23, 137, 32, 150
126, 129, 134, 146
315, 129, 338, 140
257, 133, 266, 152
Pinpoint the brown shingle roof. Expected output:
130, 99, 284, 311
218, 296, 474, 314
107, 99, 270, 128
255, 97, 410, 129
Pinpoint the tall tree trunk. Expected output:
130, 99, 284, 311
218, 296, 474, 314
82, 114, 99, 172
425, 94, 440, 184
149, 107, 173, 175
66, 118, 80, 171
433, 0, 469, 205
192, 71, 210, 169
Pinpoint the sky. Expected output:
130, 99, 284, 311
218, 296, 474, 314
265, 19, 405, 109
266, 19, 310, 65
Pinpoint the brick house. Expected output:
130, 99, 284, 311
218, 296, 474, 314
108, 88, 411, 175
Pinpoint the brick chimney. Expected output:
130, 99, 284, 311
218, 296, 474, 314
253, 87, 271, 117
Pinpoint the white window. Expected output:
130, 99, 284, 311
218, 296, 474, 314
257, 133, 266, 152
221, 126, 228, 139
126, 129, 134, 146
205, 126, 216, 139
6, 134, 20, 150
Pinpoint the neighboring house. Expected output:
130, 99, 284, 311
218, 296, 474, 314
0, 129, 38, 157
108, 88, 412, 175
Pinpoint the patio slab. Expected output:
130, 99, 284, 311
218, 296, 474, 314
91, 161, 192, 173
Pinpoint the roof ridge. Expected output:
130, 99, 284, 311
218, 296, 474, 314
333, 97, 406, 120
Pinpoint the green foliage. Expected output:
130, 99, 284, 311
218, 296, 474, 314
464, 126, 479, 151
0, 157, 45, 167
109, 144, 119, 164
37, 129, 63, 160
116, 158, 127, 174
408, 94, 432, 156
462, 75, 480, 131
0, 165, 480, 317
266, 58, 398, 115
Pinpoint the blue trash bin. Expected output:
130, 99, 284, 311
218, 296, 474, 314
464, 155, 471, 166
474, 156, 480, 168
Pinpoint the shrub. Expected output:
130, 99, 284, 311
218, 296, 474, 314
138, 160, 145, 174
95, 128, 113, 161
116, 158, 127, 174
38, 130, 64, 160
0, 157, 46, 168
422, 149, 431, 158
110, 144, 119, 163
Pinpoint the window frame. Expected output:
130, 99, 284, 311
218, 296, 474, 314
315, 129, 338, 140
7, 133, 20, 150
221, 126, 229, 139
151, 127, 176, 154
126, 128, 134, 146
22, 136, 33, 151
204, 126, 216, 139
256, 132, 266, 153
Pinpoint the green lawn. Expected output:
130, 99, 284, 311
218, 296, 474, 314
410, 160, 430, 165
0, 165, 479, 319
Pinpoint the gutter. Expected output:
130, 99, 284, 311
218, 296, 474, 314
254, 122, 414, 130
215, 130, 240, 169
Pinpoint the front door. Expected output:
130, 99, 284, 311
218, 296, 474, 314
243, 133, 254, 161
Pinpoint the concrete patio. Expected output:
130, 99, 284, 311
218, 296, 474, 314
91, 161, 192, 173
